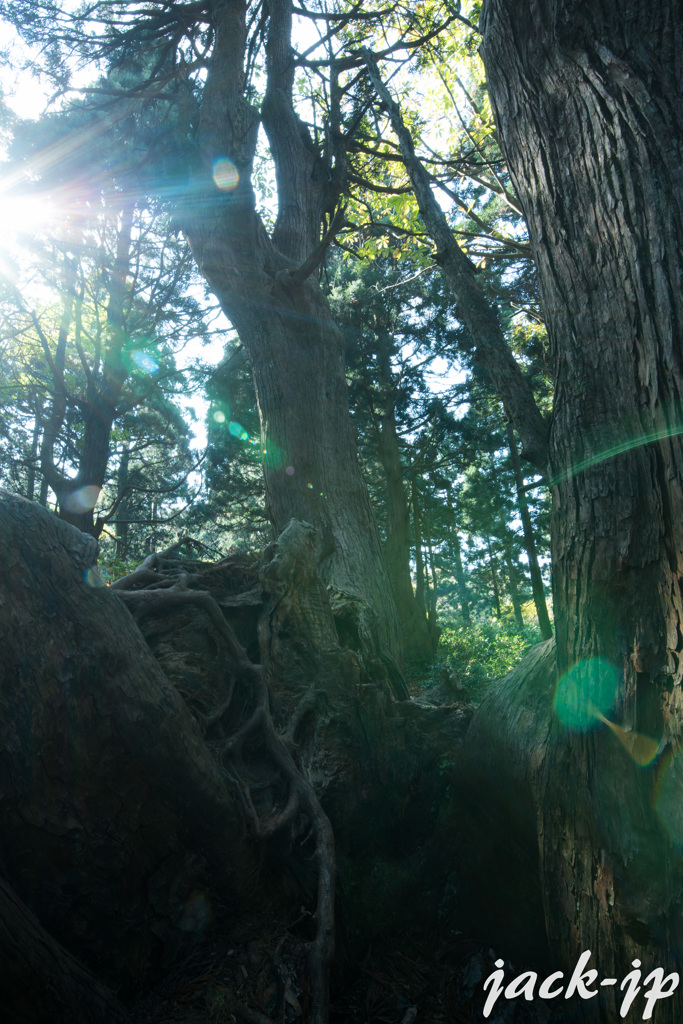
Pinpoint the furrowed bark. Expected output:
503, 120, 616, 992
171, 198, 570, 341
481, 0, 683, 1012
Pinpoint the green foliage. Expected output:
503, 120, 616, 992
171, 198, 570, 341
436, 619, 542, 700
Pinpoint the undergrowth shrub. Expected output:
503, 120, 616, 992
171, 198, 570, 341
430, 620, 543, 703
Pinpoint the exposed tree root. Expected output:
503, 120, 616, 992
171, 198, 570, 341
113, 539, 336, 1024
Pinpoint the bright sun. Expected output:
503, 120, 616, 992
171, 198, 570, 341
0, 189, 59, 247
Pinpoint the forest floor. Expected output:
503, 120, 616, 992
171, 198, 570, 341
130, 923, 559, 1024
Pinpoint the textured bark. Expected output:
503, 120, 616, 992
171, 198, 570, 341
481, 0, 683, 1012
181, 0, 400, 661
0, 490, 250, 997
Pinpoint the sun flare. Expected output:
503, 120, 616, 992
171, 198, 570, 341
0, 186, 59, 249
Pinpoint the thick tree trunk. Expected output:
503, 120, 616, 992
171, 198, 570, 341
182, 0, 400, 661
481, 0, 683, 1012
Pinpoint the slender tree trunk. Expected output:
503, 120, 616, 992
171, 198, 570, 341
507, 424, 552, 639
26, 411, 41, 502
40, 206, 135, 537
482, 0, 683, 1009
373, 351, 431, 658
411, 475, 429, 629
486, 536, 502, 619
424, 511, 440, 648
504, 550, 525, 629
363, 52, 549, 472
445, 483, 471, 623
115, 444, 130, 559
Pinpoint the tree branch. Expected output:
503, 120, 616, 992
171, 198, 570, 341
361, 50, 549, 472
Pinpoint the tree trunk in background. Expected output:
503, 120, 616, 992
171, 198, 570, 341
411, 475, 429, 630
374, 349, 432, 659
40, 206, 134, 538
508, 425, 552, 639
183, 0, 400, 661
503, 550, 525, 629
486, 536, 502, 619
482, 0, 683, 1012
424, 512, 440, 649
115, 443, 130, 559
445, 482, 471, 623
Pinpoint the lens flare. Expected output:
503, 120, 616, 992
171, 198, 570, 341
228, 420, 249, 440
212, 410, 226, 423
130, 349, 159, 374
63, 485, 101, 513
213, 158, 239, 191
553, 657, 619, 731
551, 421, 683, 486
654, 752, 683, 845
285, 466, 295, 476
590, 706, 659, 766
84, 566, 108, 588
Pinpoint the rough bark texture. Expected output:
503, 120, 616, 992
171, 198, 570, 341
481, 0, 683, 1013
0, 490, 251, 997
181, 0, 401, 661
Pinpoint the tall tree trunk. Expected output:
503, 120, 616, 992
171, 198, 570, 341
482, 0, 683, 1011
40, 206, 135, 537
486, 536, 502, 619
503, 549, 525, 629
411, 475, 429, 629
445, 482, 471, 623
183, 0, 400, 660
507, 424, 553, 639
115, 443, 130, 559
363, 52, 549, 472
424, 511, 440, 648
373, 349, 431, 658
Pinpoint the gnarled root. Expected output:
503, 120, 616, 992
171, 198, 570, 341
114, 540, 335, 1024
